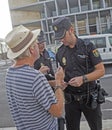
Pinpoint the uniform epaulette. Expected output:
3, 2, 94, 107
83, 39, 90, 46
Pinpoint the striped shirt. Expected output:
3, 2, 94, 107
6, 65, 58, 130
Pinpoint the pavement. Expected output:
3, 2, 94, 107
0, 119, 112, 130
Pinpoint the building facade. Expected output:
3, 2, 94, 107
8, 0, 112, 50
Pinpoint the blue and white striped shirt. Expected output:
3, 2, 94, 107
6, 65, 58, 130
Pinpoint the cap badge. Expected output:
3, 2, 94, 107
41, 63, 44, 66
54, 26, 58, 31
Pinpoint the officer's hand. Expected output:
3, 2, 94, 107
68, 76, 83, 87
39, 66, 50, 74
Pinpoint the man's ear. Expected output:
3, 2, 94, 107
29, 47, 34, 54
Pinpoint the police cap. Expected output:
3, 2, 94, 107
37, 30, 46, 43
52, 17, 72, 40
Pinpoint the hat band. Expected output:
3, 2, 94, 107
11, 32, 33, 53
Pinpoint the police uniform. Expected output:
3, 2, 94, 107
34, 30, 54, 80
52, 17, 103, 130
56, 38, 102, 130
34, 49, 54, 78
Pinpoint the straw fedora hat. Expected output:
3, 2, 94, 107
5, 25, 40, 59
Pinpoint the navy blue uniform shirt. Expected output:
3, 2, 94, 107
34, 49, 54, 79
56, 38, 102, 94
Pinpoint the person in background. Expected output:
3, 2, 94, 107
5, 25, 65, 130
34, 30, 55, 81
52, 17, 105, 130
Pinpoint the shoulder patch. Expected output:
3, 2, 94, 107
92, 49, 100, 57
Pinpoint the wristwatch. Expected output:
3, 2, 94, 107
82, 75, 88, 83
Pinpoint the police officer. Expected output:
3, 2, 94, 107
52, 17, 105, 130
34, 30, 54, 81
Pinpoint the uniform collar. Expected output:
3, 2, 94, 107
75, 38, 81, 49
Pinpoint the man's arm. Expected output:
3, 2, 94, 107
68, 62, 105, 87
48, 88, 64, 117
48, 80, 56, 87
48, 67, 65, 117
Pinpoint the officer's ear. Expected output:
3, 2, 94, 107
68, 26, 74, 35
70, 26, 74, 33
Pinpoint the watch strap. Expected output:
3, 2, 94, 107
83, 75, 88, 83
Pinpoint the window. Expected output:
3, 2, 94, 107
76, 14, 87, 35
93, 0, 100, 9
88, 12, 98, 34
90, 37, 106, 48
109, 36, 112, 46
105, 0, 112, 7
80, 0, 89, 11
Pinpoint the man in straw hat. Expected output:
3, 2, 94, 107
5, 25, 65, 130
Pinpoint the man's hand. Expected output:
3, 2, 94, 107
39, 66, 50, 74
55, 67, 64, 85
55, 67, 68, 90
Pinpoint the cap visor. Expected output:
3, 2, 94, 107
54, 30, 66, 40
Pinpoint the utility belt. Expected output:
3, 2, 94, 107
64, 84, 108, 110
64, 85, 96, 103
65, 93, 86, 104
64, 90, 94, 104
64, 81, 96, 94
64, 89, 98, 110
